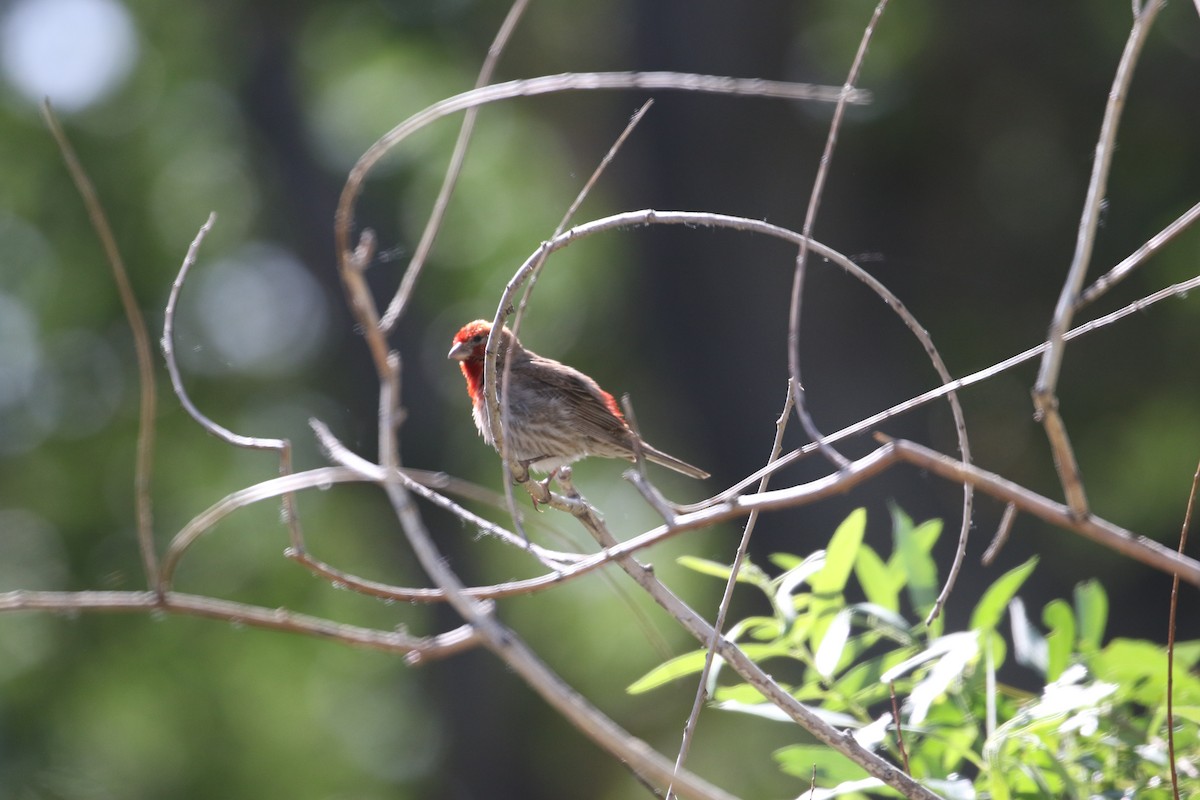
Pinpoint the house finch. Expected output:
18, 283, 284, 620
448, 320, 709, 480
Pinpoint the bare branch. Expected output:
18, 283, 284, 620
381, 0, 531, 331
1166, 456, 1199, 799
42, 101, 160, 589
687, 268, 1200, 512
490, 100, 656, 531
1077, 199, 1200, 309
1032, 0, 1165, 518
318, 417, 740, 800
668, 382, 796, 799
788, 0, 890, 471
161, 213, 308, 584
982, 503, 1018, 567
159, 462, 582, 593
884, 437, 1200, 586
535, 440, 1200, 590
0, 590, 477, 662
334, 71, 868, 287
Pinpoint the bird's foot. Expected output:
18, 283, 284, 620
553, 466, 579, 500
532, 473, 556, 511
514, 458, 552, 510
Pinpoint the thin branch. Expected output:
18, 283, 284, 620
552, 454, 943, 800
489, 100, 656, 532
788, 0, 889, 471
339, 226, 393, 379
159, 463, 582, 594
42, 101, 160, 588
381, 0, 530, 331
318, 424, 739, 800
1039, 0, 1164, 387
334, 72, 868, 278
1076, 198, 1200, 309
668, 382, 796, 800
1032, 0, 1164, 518
1166, 457, 1199, 799
882, 437, 1200, 586
777, 0, 969, 626
0, 590, 478, 662
623, 395, 684, 522
683, 268, 1200, 513
287, 548, 589, 604
982, 502, 1018, 567
890, 682, 910, 774
161, 213, 307, 584
533, 440, 1200, 590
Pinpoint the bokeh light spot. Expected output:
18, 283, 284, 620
0, 0, 138, 111
184, 243, 329, 377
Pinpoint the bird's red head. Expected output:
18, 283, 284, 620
448, 320, 509, 404
448, 320, 493, 363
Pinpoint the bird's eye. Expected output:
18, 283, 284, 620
473, 334, 484, 343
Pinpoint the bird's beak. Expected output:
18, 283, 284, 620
447, 341, 471, 361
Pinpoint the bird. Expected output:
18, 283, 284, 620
448, 319, 709, 480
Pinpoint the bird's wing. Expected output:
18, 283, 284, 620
523, 356, 631, 440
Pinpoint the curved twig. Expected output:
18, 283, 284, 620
333, 71, 868, 285
43, 102, 161, 588
320, 407, 740, 800
787, 0, 890, 471
161, 213, 308, 587
160, 463, 583, 592
489, 100, 657, 530
493, 208, 971, 518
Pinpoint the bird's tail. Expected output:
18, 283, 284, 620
640, 444, 710, 480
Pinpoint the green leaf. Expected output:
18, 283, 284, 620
1041, 599, 1075, 682
1073, 579, 1107, 651
814, 608, 852, 679
626, 643, 787, 693
1174, 640, 1200, 669
847, 602, 914, 643
732, 615, 785, 642
883, 631, 979, 725
854, 543, 902, 611
1004, 597, 1042, 674
711, 683, 770, 704
1171, 705, 1200, 725
969, 556, 1038, 632
832, 647, 917, 706
768, 552, 803, 571
773, 744, 869, 782
1090, 639, 1170, 705
626, 649, 710, 693
676, 555, 765, 586
810, 508, 866, 595
773, 550, 826, 621
890, 506, 941, 618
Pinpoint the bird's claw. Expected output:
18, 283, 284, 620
530, 472, 556, 511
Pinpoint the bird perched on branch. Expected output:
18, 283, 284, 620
448, 319, 709, 480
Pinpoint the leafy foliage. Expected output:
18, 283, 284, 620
631, 508, 1200, 798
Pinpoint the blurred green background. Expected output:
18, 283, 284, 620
1, 0, 1198, 797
